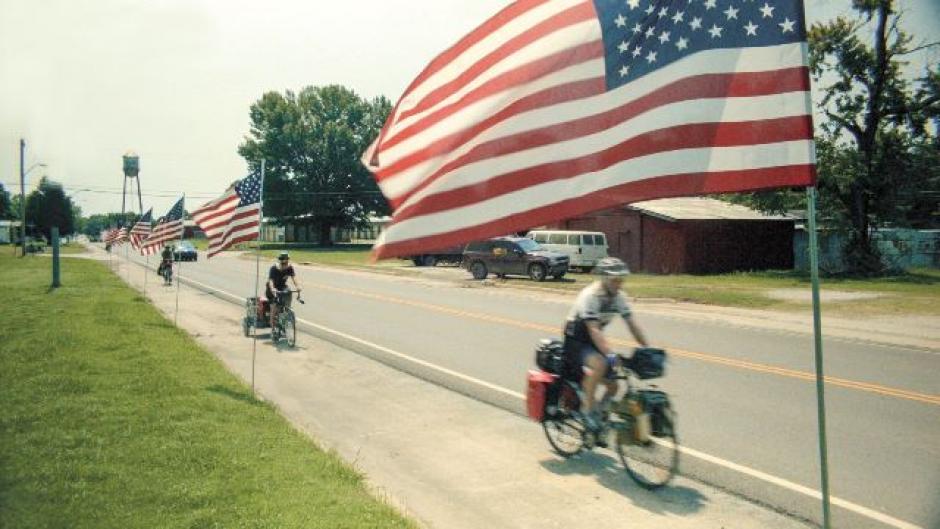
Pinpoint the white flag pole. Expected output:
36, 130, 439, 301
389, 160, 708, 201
252, 160, 265, 393
174, 195, 185, 327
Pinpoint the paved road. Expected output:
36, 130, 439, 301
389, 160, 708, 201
119, 249, 940, 528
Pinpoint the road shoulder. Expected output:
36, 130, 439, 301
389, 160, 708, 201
100, 248, 815, 529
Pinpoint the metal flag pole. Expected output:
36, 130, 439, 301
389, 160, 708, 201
124, 228, 130, 282
252, 160, 266, 393
806, 186, 832, 529
174, 195, 185, 327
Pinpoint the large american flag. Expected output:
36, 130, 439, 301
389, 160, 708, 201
364, 0, 815, 259
141, 198, 185, 256
130, 208, 152, 253
191, 172, 262, 258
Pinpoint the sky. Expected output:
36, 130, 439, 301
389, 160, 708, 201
1, 0, 938, 216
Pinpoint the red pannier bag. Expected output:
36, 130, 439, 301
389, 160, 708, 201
526, 370, 558, 422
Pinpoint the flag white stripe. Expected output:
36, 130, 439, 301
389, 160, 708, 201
381, 58, 605, 169
393, 90, 812, 210
390, 17, 601, 137
383, 140, 814, 244
379, 43, 808, 200
394, 0, 587, 119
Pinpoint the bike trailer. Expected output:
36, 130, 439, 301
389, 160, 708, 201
526, 369, 558, 422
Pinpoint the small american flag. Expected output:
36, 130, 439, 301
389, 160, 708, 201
141, 198, 185, 256
129, 210, 152, 253
191, 172, 262, 258
108, 227, 128, 247
364, 0, 815, 259
102, 228, 118, 244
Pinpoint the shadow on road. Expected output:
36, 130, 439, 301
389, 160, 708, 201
540, 453, 707, 516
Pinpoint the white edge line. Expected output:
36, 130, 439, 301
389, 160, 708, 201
157, 265, 924, 529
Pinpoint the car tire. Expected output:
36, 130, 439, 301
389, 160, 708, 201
528, 263, 547, 282
470, 261, 488, 280
421, 255, 438, 267
412, 257, 423, 267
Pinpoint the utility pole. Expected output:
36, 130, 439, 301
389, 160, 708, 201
19, 138, 26, 258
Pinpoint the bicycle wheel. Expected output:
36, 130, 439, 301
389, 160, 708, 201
615, 410, 679, 489
284, 311, 296, 347
542, 386, 584, 457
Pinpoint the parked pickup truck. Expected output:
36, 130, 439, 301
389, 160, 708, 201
405, 245, 465, 267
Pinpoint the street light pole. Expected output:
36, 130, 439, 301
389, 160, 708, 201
19, 139, 25, 258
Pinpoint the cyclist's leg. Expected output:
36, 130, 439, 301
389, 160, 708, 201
581, 349, 608, 418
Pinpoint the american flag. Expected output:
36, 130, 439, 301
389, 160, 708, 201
191, 172, 262, 258
109, 227, 129, 247
102, 228, 118, 244
130, 208, 153, 252
141, 198, 185, 256
364, 0, 815, 259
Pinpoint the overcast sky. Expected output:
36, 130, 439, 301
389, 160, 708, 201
1, 0, 937, 216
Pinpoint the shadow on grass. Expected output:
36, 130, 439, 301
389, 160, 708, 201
206, 384, 266, 407
540, 452, 707, 516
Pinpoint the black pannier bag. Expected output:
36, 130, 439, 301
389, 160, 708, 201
627, 347, 666, 379
535, 338, 565, 374
639, 389, 671, 437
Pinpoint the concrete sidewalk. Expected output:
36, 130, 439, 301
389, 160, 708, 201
87, 249, 815, 529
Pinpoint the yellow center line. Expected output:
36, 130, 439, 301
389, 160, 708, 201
313, 283, 940, 406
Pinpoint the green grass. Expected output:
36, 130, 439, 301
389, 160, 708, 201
0, 254, 416, 529
60, 241, 88, 254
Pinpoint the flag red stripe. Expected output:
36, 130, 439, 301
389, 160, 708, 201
376, 77, 605, 181
391, 115, 813, 223
374, 164, 815, 260
370, 0, 551, 165
397, 1, 597, 124
388, 67, 811, 209
207, 230, 259, 257
378, 41, 605, 157
397, 0, 549, 104
192, 195, 238, 221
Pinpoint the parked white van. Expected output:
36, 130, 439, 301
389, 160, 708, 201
525, 230, 608, 271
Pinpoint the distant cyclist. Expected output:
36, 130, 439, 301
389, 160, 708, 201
562, 257, 649, 432
266, 252, 302, 333
158, 245, 173, 278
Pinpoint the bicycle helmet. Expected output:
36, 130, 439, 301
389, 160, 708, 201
593, 257, 630, 276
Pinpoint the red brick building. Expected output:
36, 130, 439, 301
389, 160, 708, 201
546, 198, 794, 274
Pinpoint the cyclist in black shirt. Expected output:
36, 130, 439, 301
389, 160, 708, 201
266, 252, 302, 332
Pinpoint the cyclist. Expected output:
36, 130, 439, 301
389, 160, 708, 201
562, 257, 649, 433
266, 252, 302, 334
158, 245, 173, 279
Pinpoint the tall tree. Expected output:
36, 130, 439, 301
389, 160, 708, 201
732, 0, 939, 274
239, 85, 391, 246
0, 183, 12, 220
25, 177, 75, 240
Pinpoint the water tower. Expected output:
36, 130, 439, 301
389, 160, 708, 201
122, 151, 144, 217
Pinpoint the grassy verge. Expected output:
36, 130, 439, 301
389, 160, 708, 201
60, 241, 88, 254
0, 253, 416, 529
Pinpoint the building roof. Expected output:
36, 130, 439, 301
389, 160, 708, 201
627, 197, 793, 222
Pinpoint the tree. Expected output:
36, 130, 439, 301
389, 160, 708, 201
82, 212, 137, 238
732, 0, 939, 274
0, 183, 12, 220
239, 85, 392, 246
25, 177, 75, 240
